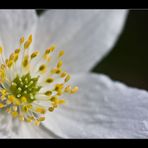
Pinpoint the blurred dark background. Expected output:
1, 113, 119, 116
37, 10, 148, 90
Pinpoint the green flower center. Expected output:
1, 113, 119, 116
10, 73, 41, 103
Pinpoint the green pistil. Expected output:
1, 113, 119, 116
10, 73, 42, 103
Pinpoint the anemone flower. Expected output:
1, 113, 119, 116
0, 9, 146, 139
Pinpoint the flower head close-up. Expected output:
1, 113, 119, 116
0, 9, 148, 139
0, 34, 78, 126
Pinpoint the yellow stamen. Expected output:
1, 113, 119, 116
11, 111, 18, 118
15, 48, 21, 54
44, 90, 52, 96
60, 71, 67, 78
0, 34, 78, 126
20, 36, 25, 45
48, 107, 54, 112
65, 74, 71, 82
21, 96, 27, 103
38, 117, 45, 122
64, 85, 72, 93
31, 51, 39, 59
0, 46, 3, 54
57, 60, 63, 68
0, 103, 4, 108
49, 44, 56, 52
34, 120, 40, 126
71, 86, 79, 94
35, 107, 46, 114
39, 64, 46, 73
58, 50, 64, 57
22, 55, 29, 67
46, 78, 54, 83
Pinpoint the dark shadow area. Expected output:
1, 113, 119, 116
36, 10, 45, 15
92, 10, 148, 90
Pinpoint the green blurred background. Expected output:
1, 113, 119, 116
37, 10, 148, 90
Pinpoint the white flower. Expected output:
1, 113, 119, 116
0, 9, 147, 139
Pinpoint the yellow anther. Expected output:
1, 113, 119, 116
26, 117, 33, 123
65, 74, 71, 82
15, 48, 21, 54
19, 115, 24, 121
71, 86, 79, 94
11, 111, 18, 118
57, 89, 63, 96
22, 105, 29, 112
8, 95, 15, 103
7, 60, 13, 68
14, 54, 19, 62
44, 90, 52, 96
44, 48, 51, 55
0, 103, 4, 108
52, 102, 58, 108
22, 55, 29, 67
50, 96, 58, 102
60, 71, 67, 78
51, 67, 61, 74
54, 98, 60, 105
49, 44, 56, 52
64, 85, 72, 93
46, 78, 54, 83
20, 36, 25, 45
35, 107, 46, 114
9, 53, 15, 61
31, 51, 39, 59
0, 46, 3, 54
58, 99, 65, 104
0, 89, 6, 95
1, 64, 6, 70
38, 117, 45, 122
21, 96, 27, 103
48, 107, 54, 112
28, 34, 32, 42
34, 120, 40, 126
39, 64, 46, 73
54, 84, 64, 91
58, 50, 64, 57
0, 69, 5, 82
57, 60, 63, 68
14, 99, 21, 106
23, 35, 32, 49
12, 106, 17, 112
43, 54, 51, 62
5, 59, 8, 65
27, 104, 32, 109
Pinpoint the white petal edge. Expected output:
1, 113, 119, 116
41, 73, 148, 138
0, 10, 37, 57
34, 9, 128, 73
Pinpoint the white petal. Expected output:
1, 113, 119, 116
15, 122, 58, 138
34, 10, 128, 72
0, 112, 59, 138
42, 73, 148, 138
0, 10, 37, 57
0, 112, 20, 138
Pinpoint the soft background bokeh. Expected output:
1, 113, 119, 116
36, 10, 148, 91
